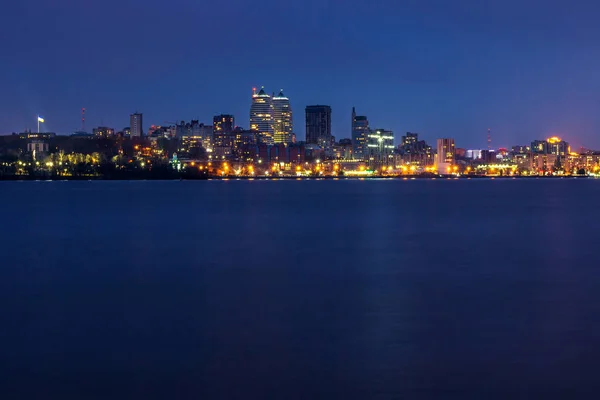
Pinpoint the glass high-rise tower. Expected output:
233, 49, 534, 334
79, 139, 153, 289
250, 87, 274, 145
272, 90, 293, 144
351, 107, 369, 160
305, 105, 332, 150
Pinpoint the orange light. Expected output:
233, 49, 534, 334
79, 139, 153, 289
547, 136, 562, 144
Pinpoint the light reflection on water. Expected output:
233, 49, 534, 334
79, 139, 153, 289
1, 180, 600, 399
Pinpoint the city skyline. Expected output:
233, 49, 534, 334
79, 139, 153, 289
2, 1, 600, 149
10, 96, 600, 152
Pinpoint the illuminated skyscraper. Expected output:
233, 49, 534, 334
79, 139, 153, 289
250, 87, 274, 145
273, 90, 293, 143
351, 107, 369, 160
305, 105, 332, 150
366, 129, 395, 166
130, 112, 143, 137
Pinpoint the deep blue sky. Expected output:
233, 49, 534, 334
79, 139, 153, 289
2, 0, 600, 149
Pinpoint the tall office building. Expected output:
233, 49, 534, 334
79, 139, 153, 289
305, 105, 332, 150
273, 90, 293, 143
436, 138, 455, 172
130, 112, 143, 137
250, 87, 274, 145
351, 107, 369, 160
366, 129, 395, 166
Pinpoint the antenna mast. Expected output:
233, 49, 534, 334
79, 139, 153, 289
487, 128, 491, 150
81, 108, 86, 132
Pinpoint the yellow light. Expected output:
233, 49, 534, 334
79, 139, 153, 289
547, 136, 561, 144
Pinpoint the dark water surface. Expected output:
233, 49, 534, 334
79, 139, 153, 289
1, 179, 600, 399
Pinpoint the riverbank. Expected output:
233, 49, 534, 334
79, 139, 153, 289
0, 174, 593, 181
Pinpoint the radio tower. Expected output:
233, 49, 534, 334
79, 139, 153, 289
487, 128, 491, 150
81, 108, 86, 132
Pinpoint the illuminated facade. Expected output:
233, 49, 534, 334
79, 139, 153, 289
436, 138, 455, 163
436, 138, 455, 173
532, 137, 569, 156
366, 129, 395, 166
272, 90, 293, 144
27, 140, 49, 156
397, 132, 433, 166
305, 105, 332, 150
351, 107, 369, 160
333, 138, 353, 160
130, 113, 143, 137
213, 114, 235, 148
250, 87, 274, 145
213, 114, 234, 135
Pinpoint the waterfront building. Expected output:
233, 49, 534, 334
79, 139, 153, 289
273, 90, 293, 144
351, 107, 369, 160
27, 140, 49, 158
546, 136, 570, 157
480, 150, 497, 163
436, 138, 455, 173
305, 105, 332, 151
130, 113, 143, 137
366, 129, 395, 167
531, 138, 569, 156
250, 87, 274, 145
333, 138, 353, 160
397, 132, 433, 167
465, 149, 482, 159
529, 137, 570, 173
198, 124, 213, 150
213, 114, 235, 149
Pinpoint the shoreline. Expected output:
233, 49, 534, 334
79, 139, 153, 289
0, 175, 592, 181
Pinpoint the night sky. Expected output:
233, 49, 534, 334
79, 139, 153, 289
1, 0, 599, 149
